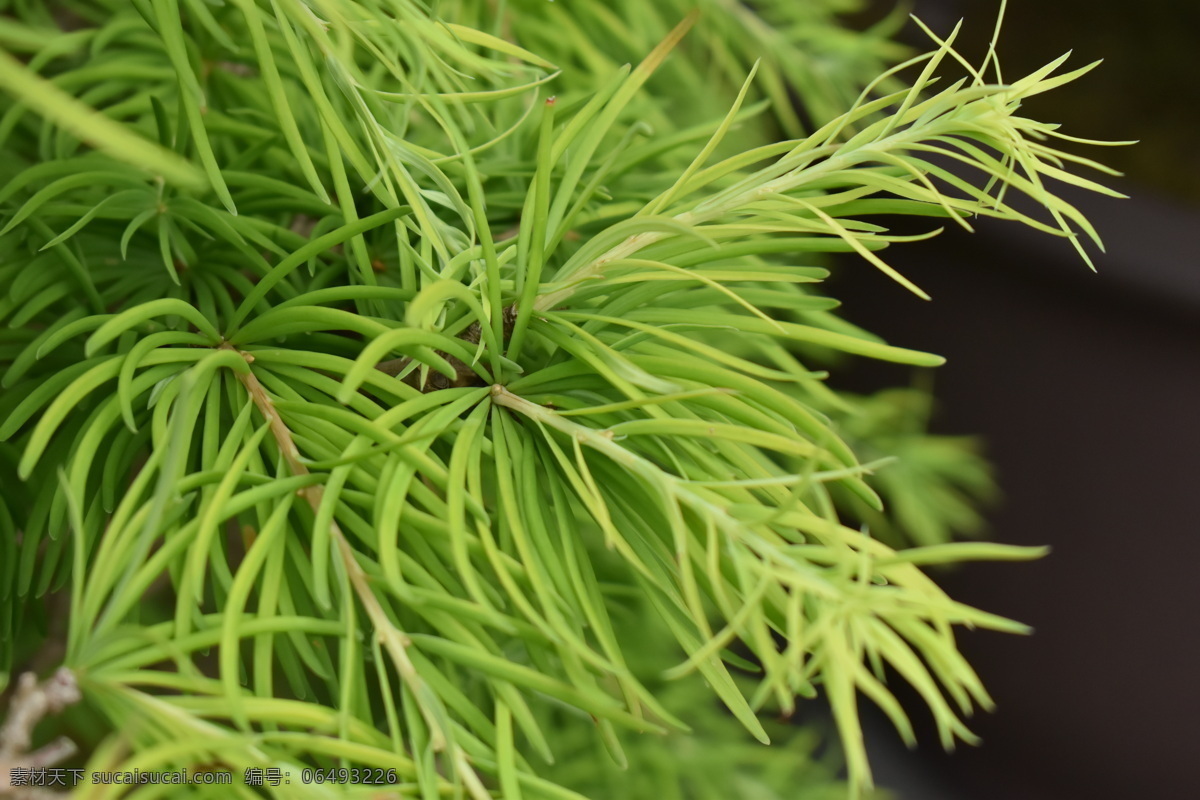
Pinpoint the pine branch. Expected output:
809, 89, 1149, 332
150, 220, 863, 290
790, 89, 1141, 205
0, 2, 1126, 798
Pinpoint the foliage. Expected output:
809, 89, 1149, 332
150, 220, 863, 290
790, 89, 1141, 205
0, 1, 1122, 798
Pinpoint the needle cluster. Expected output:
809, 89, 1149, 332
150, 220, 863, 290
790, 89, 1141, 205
0, 2, 1123, 798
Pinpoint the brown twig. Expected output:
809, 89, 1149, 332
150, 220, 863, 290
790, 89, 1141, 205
227, 347, 446, 747
0, 669, 81, 799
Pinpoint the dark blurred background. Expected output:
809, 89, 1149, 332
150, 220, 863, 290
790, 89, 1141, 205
833, 1, 1199, 798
